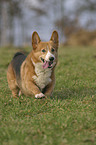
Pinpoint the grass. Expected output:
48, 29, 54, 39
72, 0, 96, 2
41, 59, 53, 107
0, 45, 96, 145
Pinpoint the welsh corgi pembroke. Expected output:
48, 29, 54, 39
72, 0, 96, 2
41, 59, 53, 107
7, 31, 59, 98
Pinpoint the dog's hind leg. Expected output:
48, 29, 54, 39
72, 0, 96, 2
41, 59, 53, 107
18, 90, 22, 96
7, 64, 19, 98
11, 88, 19, 98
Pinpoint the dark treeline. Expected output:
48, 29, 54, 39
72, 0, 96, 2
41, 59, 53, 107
0, 0, 96, 46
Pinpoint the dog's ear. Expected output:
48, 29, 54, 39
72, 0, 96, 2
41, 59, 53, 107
32, 31, 41, 49
50, 30, 59, 44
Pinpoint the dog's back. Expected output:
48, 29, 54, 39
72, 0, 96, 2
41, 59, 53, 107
12, 52, 26, 80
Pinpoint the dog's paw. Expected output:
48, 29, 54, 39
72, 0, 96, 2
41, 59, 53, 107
35, 93, 45, 99
18, 90, 22, 96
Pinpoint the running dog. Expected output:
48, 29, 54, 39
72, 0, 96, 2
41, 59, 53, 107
7, 31, 59, 98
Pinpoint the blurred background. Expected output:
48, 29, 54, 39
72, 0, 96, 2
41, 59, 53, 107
0, 0, 96, 47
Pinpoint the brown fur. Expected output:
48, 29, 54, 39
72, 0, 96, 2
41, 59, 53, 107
7, 31, 59, 98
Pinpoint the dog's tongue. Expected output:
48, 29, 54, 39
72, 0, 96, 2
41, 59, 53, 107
43, 61, 49, 69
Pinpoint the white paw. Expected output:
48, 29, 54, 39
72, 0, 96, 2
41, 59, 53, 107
35, 93, 45, 99
18, 90, 22, 96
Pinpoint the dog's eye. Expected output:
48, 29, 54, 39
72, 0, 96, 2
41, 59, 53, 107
51, 48, 55, 52
42, 49, 46, 53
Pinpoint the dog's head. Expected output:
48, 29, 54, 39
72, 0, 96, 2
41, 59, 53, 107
32, 31, 59, 69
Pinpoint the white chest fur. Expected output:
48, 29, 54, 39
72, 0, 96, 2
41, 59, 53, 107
32, 63, 52, 90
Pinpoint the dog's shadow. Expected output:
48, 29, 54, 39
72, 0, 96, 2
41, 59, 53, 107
52, 86, 96, 100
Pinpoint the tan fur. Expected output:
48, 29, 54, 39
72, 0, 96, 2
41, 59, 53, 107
7, 64, 19, 97
7, 31, 59, 98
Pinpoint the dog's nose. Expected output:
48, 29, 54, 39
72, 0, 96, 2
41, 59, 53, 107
49, 57, 54, 61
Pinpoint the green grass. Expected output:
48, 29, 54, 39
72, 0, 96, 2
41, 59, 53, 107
0, 46, 96, 145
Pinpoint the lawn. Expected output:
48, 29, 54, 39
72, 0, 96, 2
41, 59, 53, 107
0, 46, 96, 145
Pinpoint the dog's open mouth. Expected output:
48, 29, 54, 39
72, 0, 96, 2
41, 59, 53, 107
41, 57, 53, 69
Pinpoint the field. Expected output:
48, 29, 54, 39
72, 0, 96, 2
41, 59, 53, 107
0, 46, 96, 145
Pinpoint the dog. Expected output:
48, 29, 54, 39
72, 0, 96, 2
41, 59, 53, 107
7, 31, 59, 98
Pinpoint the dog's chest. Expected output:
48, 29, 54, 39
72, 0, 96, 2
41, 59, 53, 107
32, 63, 52, 90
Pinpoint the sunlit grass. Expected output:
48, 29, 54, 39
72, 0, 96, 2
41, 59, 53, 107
0, 46, 96, 145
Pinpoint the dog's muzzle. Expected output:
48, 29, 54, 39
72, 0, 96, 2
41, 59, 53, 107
41, 57, 54, 69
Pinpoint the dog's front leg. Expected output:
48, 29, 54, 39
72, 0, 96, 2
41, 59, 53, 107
26, 81, 45, 98
44, 79, 55, 97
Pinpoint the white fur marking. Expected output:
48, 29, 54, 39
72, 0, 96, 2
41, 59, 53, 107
31, 58, 35, 66
18, 90, 22, 96
32, 62, 52, 90
35, 93, 45, 98
45, 51, 55, 61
